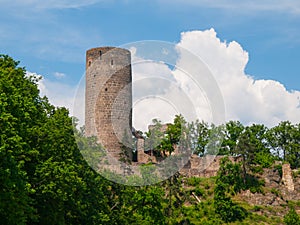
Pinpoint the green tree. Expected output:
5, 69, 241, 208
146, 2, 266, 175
284, 207, 300, 225
247, 124, 274, 168
73, 122, 105, 170
216, 157, 244, 194
295, 124, 300, 168
205, 124, 224, 155
0, 55, 43, 224
288, 123, 300, 169
234, 129, 256, 182
247, 124, 268, 152
158, 114, 187, 156
145, 119, 164, 153
145, 115, 188, 157
31, 108, 111, 224
0, 55, 112, 224
166, 115, 186, 147
213, 157, 247, 223
267, 121, 300, 169
188, 120, 209, 156
222, 121, 245, 155
268, 121, 293, 160
163, 172, 187, 224
108, 184, 166, 225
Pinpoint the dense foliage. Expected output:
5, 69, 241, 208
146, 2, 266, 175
144, 118, 300, 170
0, 55, 299, 224
0, 55, 113, 224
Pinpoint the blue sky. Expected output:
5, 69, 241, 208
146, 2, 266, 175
1, 0, 300, 128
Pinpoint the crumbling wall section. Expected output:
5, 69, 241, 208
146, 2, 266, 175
179, 155, 241, 177
282, 163, 295, 191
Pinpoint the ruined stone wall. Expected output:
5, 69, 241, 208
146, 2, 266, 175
148, 124, 169, 133
282, 163, 295, 191
179, 155, 242, 177
85, 47, 132, 160
136, 138, 157, 164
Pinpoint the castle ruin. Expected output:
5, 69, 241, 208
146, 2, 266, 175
84, 46, 296, 192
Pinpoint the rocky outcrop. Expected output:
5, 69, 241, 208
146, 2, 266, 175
240, 164, 300, 207
241, 190, 286, 206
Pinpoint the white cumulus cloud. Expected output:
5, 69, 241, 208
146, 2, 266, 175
175, 28, 300, 126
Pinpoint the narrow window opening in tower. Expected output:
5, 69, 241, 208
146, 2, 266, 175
111, 59, 114, 65
105, 88, 108, 91
99, 51, 102, 59
88, 61, 92, 66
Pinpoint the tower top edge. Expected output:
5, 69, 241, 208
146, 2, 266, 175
86, 47, 130, 54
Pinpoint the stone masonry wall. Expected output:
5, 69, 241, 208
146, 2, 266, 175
282, 163, 295, 191
85, 47, 132, 161
179, 155, 242, 177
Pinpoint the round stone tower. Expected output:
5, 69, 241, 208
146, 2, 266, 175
85, 47, 132, 160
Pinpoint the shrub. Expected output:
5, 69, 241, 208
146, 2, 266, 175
253, 205, 262, 212
187, 177, 202, 186
284, 207, 300, 225
194, 187, 206, 198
